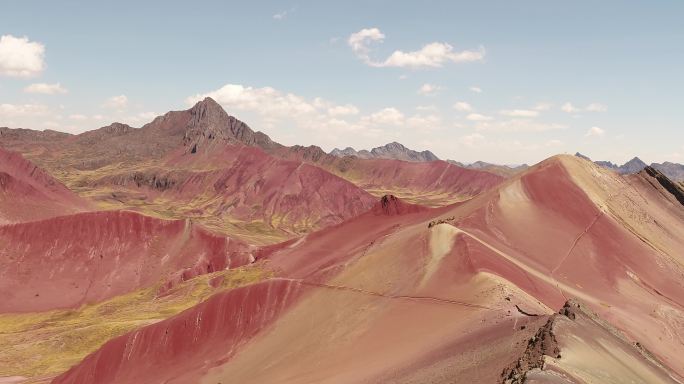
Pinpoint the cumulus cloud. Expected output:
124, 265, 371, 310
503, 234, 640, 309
348, 27, 484, 69
453, 101, 473, 112
466, 113, 493, 122
561, 102, 580, 113
473, 118, 566, 133
327, 104, 359, 116
416, 105, 438, 112
585, 102, 608, 112
562, 102, 607, 113
188, 82, 455, 157
469, 86, 482, 93
104, 95, 129, 109
533, 102, 552, 111
379, 42, 485, 69
273, 7, 295, 20
459, 133, 486, 147
0, 103, 50, 117
187, 84, 318, 117
0, 35, 46, 77
68, 114, 88, 120
499, 109, 539, 118
417, 83, 442, 96
585, 126, 605, 137
24, 82, 68, 94
362, 107, 405, 125
406, 114, 443, 131
348, 27, 385, 63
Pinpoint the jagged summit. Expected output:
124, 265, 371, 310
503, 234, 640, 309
622, 156, 648, 173
329, 141, 439, 162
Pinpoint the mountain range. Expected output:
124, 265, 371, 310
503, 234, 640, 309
1, 98, 683, 384
576, 152, 684, 182
330, 142, 440, 162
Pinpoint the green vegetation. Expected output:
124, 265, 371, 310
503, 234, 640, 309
0, 265, 269, 379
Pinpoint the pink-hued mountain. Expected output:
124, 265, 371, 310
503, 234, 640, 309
0, 146, 90, 224
49, 155, 684, 383
0, 98, 501, 242
0, 210, 253, 313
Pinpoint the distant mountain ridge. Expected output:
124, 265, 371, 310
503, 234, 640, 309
329, 142, 439, 162
575, 152, 684, 181
446, 159, 529, 177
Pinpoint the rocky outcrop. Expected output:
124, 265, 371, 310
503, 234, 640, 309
372, 194, 428, 216
642, 166, 684, 206
501, 312, 560, 383
500, 299, 680, 384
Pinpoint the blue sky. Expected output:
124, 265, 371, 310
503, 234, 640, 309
1, 1, 683, 164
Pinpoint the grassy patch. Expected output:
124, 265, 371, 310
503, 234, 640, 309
0, 265, 270, 379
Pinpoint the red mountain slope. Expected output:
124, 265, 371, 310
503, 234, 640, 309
0, 210, 253, 313
332, 157, 504, 205
51, 155, 684, 383
0, 147, 90, 224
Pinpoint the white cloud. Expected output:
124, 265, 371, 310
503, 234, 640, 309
273, 7, 295, 20
137, 111, 157, 120
459, 133, 486, 147
348, 27, 385, 63
562, 102, 607, 113
417, 83, 442, 96
416, 105, 438, 112
0, 35, 45, 77
406, 114, 442, 131
362, 107, 404, 125
585, 126, 605, 137
561, 102, 579, 113
0, 103, 49, 117
186, 83, 440, 149
187, 84, 317, 117
348, 28, 484, 69
327, 104, 359, 116
104, 95, 129, 109
545, 139, 563, 146
499, 109, 539, 118
469, 86, 482, 93
474, 119, 566, 133
453, 101, 473, 112
466, 113, 493, 122
585, 102, 607, 112
23, 82, 68, 94
533, 102, 552, 111
68, 114, 88, 121
378, 42, 485, 69
124, 111, 158, 125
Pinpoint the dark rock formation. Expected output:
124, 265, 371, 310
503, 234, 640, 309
642, 166, 684, 206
